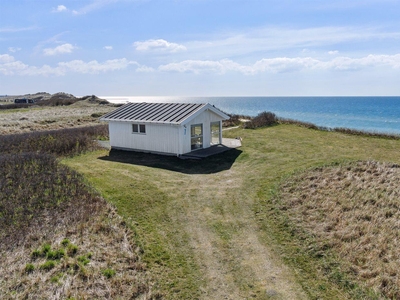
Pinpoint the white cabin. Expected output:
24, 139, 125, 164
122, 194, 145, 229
100, 102, 229, 156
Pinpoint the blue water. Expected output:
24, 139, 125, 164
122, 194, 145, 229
102, 96, 400, 135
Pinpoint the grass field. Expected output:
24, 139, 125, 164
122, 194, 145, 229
63, 124, 400, 299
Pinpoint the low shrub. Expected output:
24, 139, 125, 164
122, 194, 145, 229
77, 255, 91, 266
102, 268, 116, 278
67, 244, 79, 257
47, 249, 65, 260
243, 111, 278, 129
61, 239, 70, 247
40, 260, 56, 271
25, 263, 35, 273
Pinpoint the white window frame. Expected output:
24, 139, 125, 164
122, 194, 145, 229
132, 123, 146, 134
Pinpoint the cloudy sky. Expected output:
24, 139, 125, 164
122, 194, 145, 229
1, 0, 400, 96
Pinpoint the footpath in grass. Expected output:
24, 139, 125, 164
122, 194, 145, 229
63, 124, 400, 299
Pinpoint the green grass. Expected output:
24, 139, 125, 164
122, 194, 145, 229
63, 124, 400, 299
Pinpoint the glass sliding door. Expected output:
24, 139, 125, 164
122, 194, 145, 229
191, 124, 203, 150
210, 121, 221, 145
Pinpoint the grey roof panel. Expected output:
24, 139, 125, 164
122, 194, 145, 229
100, 102, 207, 124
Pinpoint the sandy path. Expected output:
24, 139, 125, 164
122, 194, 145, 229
165, 168, 308, 299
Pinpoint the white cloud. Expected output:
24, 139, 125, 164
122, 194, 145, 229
327, 54, 400, 70
57, 58, 138, 74
159, 59, 247, 74
103, 46, 113, 50
52, 5, 68, 12
0, 55, 62, 76
8, 47, 21, 53
328, 50, 339, 55
0, 54, 15, 64
0, 55, 139, 76
183, 26, 400, 59
134, 39, 187, 53
1, 53, 400, 77
43, 43, 76, 56
252, 57, 320, 74
136, 65, 155, 72
159, 53, 400, 75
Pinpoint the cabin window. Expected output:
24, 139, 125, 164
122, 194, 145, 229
132, 123, 146, 134
191, 124, 203, 150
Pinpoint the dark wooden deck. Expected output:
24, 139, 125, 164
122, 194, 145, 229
180, 138, 242, 159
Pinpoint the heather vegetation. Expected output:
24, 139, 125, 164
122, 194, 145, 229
0, 153, 102, 248
0, 125, 108, 156
273, 161, 400, 299
0, 121, 155, 298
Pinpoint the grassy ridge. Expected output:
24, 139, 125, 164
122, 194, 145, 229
63, 124, 400, 299
241, 125, 400, 299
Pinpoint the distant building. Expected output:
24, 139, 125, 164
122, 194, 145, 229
14, 98, 34, 104
100, 102, 229, 156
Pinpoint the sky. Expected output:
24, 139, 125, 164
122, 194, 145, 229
1, 0, 400, 96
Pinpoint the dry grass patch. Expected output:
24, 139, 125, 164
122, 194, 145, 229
0, 206, 155, 299
276, 161, 400, 299
0, 105, 113, 135
0, 153, 156, 299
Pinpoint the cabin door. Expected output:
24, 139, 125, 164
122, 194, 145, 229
191, 124, 203, 150
210, 121, 221, 145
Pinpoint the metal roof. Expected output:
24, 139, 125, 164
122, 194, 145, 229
100, 102, 228, 125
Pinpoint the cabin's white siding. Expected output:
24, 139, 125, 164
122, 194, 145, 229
109, 121, 181, 155
107, 107, 226, 155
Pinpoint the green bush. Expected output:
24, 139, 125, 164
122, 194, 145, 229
31, 249, 41, 259
61, 238, 70, 247
102, 268, 116, 278
67, 244, 78, 256
40, 260, 56, 271
25, 263, 35, 273
41, 243, 51, 255
77, 255, 91, 265
243, 111, 277, 129
47, 249, 65, 260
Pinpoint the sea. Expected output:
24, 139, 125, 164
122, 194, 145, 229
101, 96, 400, 135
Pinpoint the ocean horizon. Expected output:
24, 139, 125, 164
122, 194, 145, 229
101, 96, 400, 135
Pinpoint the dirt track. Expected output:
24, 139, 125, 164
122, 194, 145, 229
159, 167, 308, 299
